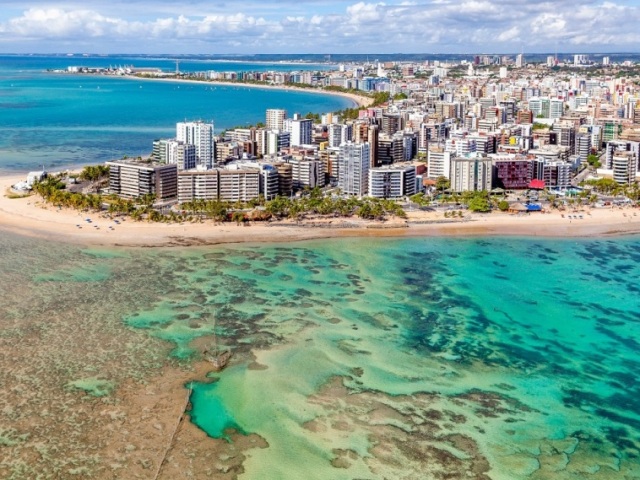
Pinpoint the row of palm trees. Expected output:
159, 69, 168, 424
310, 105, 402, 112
34, 175, 408, 224
582, 178, 640, 200
261, 189, 406, 221
33, 177, 103, 211
181, 189, 408, 222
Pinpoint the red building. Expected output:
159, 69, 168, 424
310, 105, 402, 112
495, 159, 533, 189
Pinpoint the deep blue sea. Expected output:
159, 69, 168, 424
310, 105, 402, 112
0, 55, 350, 173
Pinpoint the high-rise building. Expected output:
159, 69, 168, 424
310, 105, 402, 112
288, 158, 325, 189
274, 163, 293, 196
427, 147, 451, 179
552, 122, 576, 155
576, 134, 591, 160
286, 117, 313, 146
574, 54, 588, 66
612, 151, 637, 185
517, 109, 533, 124
266, 109, 287, 131
541, 161, 572, 188
218, 169, 260, 202
378, 133, 404, 165
549, 99, 565, 119
177, 169, 219, 203
445, 138, 477, 156
338, 142, 370, 196
528, 97, 550, 118
168, 141, 197, 171
369, 164, 416, 199
449, 154, 492, 192
515, 54, 524, 68
367, 124, 379, 168
176, 121, 215, 169
605, 141, 640, 169
494, 158, 533, 189
381, 113, 402, 135
152, 138, 172, 163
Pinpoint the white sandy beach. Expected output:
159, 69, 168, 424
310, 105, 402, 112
122, 74, 373, 108
2, 173, 640, 248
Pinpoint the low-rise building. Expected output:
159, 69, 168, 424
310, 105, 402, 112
178, 169, 219, 203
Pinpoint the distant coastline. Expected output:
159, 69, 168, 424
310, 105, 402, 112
95, 73, 372, 109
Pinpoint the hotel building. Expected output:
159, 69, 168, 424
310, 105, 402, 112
107, 160, 178, 201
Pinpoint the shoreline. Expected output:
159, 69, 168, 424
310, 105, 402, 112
107, 73, 372, 109
2, 173, 639, 248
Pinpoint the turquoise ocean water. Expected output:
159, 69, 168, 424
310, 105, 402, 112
2, 230, 639, 478
2, 55, 640, 479
0, 55, 350, 173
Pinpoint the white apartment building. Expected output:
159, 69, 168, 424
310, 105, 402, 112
176, 121, 215, 169
445, 138, 477, 156
285, 117, 313, 146
328, 124, 353, 148
289, 158, 325, 189
218, 169, 260, 202
612, 151, 638, 185
427, 148, 452, 179
338, 142, 370, 196
549, 99, 564, 119
528, 97, 550, 118
449, 154, 492, 192
177, 168, 260, 203
267, 131, 290, 156
368, 164, 416, 199
266, 109, 287, 131
167, 141, 197, 171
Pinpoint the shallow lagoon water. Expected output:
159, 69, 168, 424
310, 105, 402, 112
123, 237, 640, 479
1, 232, 640, 478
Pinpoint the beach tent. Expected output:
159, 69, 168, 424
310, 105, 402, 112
525, 204, 543, 212
508, 202, 528, 213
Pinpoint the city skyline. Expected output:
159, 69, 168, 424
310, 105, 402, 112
0, 0, 639, 55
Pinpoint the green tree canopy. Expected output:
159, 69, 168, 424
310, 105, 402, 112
435, 176, 450, 192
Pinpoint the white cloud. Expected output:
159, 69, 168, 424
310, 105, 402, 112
497, 26, 520, 42
0, 1, 639, 53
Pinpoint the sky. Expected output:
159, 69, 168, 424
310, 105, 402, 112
0, 0, 639, 54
